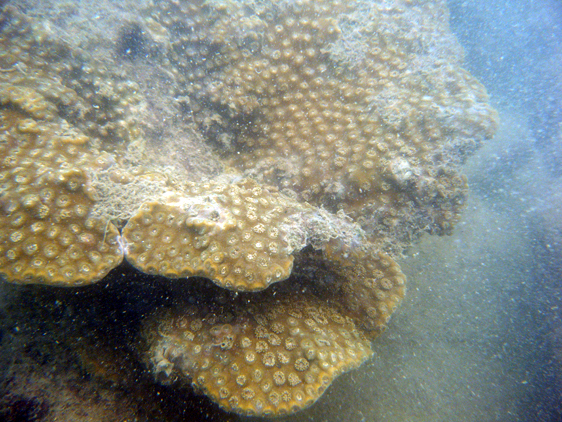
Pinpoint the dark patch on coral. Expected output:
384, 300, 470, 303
116, 23, 146, 60
0, 394, 49, 422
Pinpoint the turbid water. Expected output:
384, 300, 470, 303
1, 1, 561, 421
273, 113, 560, 422
259, 1, 562, 420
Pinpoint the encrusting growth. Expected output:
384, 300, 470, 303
322, 238, 406, 338
148, 0, 498, 247
0, 106, 123, 286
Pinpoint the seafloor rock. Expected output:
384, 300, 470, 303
0, 0, 497, 418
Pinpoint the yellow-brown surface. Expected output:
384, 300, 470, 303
0, 166, 122, 285
123, 179, 300, 291
0, 107, 123, 285
322, 239, 406, 338
144, 292, 373, 416
0, 5, 143, 153
0, 0, 500, 418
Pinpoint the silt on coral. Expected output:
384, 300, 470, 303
0, 0, 498, 418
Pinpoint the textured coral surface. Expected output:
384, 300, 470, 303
123, 180, 299, 291
147, 0, 497, 245
0, 0, 498, 418
145, 292, 372, 416
0, 109, 123, 286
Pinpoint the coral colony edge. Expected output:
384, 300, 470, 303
0, 0, 497, 419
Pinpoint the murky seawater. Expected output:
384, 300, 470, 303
1, 1, 561, 421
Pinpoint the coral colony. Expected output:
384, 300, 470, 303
0, 0, 497, 417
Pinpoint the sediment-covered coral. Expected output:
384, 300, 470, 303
146, 0, 498, 247
320, 238, 406, 338
0, 0, 498, 418
0, 5, 143, 151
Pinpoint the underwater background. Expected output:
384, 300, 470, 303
0, 0, 561, 421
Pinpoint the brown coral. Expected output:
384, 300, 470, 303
144, 289, 373, 417
0, 0, 499, 419
123, 179, 301, 291
321, 238, 406, 338
0, 5, 143, 152
0, 99, 123, 285
0, 160, 123, 286
147, 0, 498, 247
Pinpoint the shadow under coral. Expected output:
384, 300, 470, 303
0, 263, 245, 422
